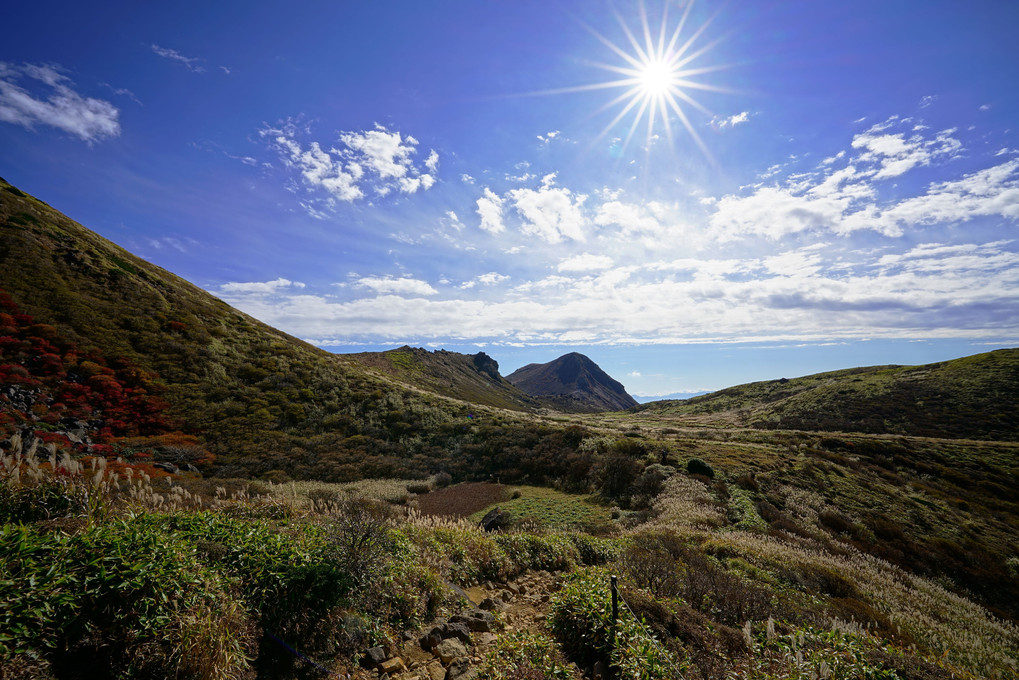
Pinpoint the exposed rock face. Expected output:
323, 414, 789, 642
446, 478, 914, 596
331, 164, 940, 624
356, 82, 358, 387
471, 352, 501, 381
506, 352, 638, 412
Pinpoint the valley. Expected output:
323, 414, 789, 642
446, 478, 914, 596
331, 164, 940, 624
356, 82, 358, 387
1, 178, 1018, 680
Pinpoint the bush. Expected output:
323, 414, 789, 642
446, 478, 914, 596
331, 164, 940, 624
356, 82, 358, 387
548, 567, 684, 679
686, 458, 714, 479
0, 521, 253, 679
476, 631, 573, 679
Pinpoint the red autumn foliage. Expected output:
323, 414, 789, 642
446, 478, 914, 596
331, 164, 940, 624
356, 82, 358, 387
0, 287, 203, 473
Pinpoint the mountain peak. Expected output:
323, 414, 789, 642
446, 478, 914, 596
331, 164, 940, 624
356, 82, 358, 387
506, 353, 637, 412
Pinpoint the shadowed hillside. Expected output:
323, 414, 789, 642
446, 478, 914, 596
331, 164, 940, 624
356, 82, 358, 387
636, 349, 1019, 440
507, 352, 638, 412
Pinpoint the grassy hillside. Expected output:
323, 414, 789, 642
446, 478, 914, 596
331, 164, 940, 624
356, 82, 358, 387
636, 350, 1019, 440
349, 345, 543, 411
0, 178, 583, 484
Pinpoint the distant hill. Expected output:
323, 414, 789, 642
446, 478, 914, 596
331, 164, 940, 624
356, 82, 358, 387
633, 391, 709, 404
636, 349, 1019, 440
507, 352, 638, 412
349, 345, 542, 411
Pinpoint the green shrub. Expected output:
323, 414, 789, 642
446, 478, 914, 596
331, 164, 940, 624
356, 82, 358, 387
476, 631, 573, 679
548, 567, 684, 679
0, 521, 253, 679
686, 458, 714, 479
495, 533, 579, 573
569, 532, 620, 566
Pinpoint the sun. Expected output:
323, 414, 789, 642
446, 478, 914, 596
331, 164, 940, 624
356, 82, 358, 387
575, 0, 729, 156
638, 58, 673, 97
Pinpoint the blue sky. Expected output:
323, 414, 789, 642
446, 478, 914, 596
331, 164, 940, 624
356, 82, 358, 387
2, 1, 1018, 397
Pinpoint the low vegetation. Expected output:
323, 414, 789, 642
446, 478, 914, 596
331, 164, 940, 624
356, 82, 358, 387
2, 178, 1018, 679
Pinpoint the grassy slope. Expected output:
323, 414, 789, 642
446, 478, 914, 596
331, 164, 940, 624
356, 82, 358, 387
0, 178, 562, 482
349, 345, 543, 411
635, 349, 1019, 440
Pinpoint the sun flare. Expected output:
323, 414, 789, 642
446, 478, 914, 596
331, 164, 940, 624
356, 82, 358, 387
576, 0, 729, 157
638, 58, 673, 97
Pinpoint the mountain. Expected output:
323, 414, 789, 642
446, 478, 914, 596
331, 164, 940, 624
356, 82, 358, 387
0, 177, 580, 482
506, 352, 638, 412
635, 349, 1019, 440
349, 345, 542, 411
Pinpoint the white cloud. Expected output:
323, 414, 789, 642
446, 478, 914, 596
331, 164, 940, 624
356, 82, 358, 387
711, 111, 750, 129
476, 188, 506, 235
507, 174, 587, 243
537, 130, 561, 143
557, 253, 614, 272
219, 278, 306, 294
0, 62, 120, 142
222, 238, 1019, 347
708, 120, 1014, 240
151, 45, 205, 72
850, 121, 961, 179
594, 200, 666, 237
919, 95, 937, 109
261, 120, 438, 209
353, 276, 438, 296
461, 272, 510, 289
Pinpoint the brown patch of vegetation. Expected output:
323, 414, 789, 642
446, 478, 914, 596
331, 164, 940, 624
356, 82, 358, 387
414, 482, 508, 518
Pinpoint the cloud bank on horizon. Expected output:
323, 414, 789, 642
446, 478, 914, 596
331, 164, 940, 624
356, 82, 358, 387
218, 113, 1019, 349
2, 0, 1018, 392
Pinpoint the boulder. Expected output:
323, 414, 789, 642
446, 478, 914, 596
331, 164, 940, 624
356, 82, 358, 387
379, 657, 406, 675
446, 658, 477, 680
479, 507, 510, 532
364, 646, 387, 668
441, 622, 472, 643
434, 638, 467, 665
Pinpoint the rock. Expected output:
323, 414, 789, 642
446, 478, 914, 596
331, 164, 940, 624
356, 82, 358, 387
445, 658, 477, 680
152, 461, 178, 474
364, 646, 387, 668
450, 611, 494, 633
434, 638, 467, 664
441, 622, 472, 643
403, 629, 416, 641
478, 597, 505, 612
517, 583, 528, 595
505, 583, 520, 595
479, 507, 510, 532
380, 657, 406, 675
499, 590, 513, 603
593, 660, 608, 680
425, 661, 446, 680
420, 632, 442, 651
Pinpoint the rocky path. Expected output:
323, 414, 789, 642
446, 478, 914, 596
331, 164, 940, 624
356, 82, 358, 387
347, 570, 587, 680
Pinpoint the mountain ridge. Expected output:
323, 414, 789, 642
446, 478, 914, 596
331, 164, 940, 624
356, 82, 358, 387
507, 352, 638, 412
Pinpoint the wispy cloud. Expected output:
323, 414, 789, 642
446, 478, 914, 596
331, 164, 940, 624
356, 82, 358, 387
709, 118, 1015, 240
261, 120, 438, 213
0, 62, 120, 142
151, 44, 206, 72
351, 276, 438, 297
219, 278, 306, 294
710, 111, 750, 129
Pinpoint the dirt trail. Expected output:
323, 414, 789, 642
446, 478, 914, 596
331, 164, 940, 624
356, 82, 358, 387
345, 570, 588, 680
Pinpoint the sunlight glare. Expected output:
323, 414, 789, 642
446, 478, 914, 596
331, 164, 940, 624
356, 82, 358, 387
581, 0, 729, 158
639, 58, 673, 97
